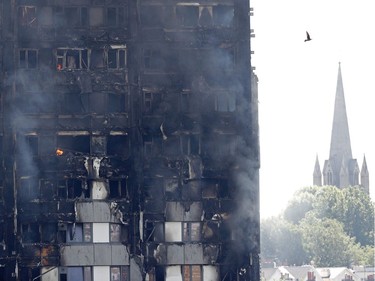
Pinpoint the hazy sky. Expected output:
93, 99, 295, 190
251, 0, 375, 218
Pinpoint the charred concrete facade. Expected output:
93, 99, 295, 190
0, 1, 259, 281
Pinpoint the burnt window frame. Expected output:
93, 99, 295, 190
18, 176, 39, 201
143, 49, 163, 71
107, 47, 127, 70
54, 6, 88, 28
143, 91, 162, 114
107, 134, 130, 157
176, 4, 199, 28
182, 265, 203, 281
21, 223, 40, 243
181, 135, 201, 155
19, 49, 38, 69
109, 179, 128, 199
182, 222, 202, 242
66, 223, 92, 243
56, 48, 90, 70
110, 266, 130, 281
57, 178, 88, 199
106, 6, 127, 27
213, 5, 234, 27
18, 6, 37, 27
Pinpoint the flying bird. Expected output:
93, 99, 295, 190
304, 31, 312, 42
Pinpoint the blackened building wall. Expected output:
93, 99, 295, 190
0, 1, 259, 280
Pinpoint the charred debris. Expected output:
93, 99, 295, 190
0, 0, 259, 280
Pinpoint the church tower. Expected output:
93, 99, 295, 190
314, 64, 369, 193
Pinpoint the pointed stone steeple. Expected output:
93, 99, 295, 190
314, 64, 369, 193
320, 64, 362, 189
361, 155, 369, 194
313, 155, 322, 186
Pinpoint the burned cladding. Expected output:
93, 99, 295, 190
0, 0, 259, 281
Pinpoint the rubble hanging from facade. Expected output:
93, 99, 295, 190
0, 0, 259, 280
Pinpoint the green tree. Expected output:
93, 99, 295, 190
261, 216, 308, 265
313, 186, 374, 246
299, 214, 360, 267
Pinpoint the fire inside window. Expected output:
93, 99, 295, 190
56, 48, 89, 70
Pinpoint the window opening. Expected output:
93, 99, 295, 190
19, 49, 38, 69
18, 6, 37, 27
111, 266, 130, 281
182, 222, 201, 242
56, 48, 89, 70
107, 7, 126, 27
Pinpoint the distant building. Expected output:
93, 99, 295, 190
313, 64, 369, 194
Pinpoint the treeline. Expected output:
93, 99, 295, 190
261, 186, 374, 267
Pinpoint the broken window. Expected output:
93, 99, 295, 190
67, 223, 92, 243
198, 6, 213, 27
143, 49, 163, 70
176, 5, 199, 27
183, 222, 201, 242
111, 266, 130, 281
58, 178, 86, 199
22, 223, 40, 243
109, 179, 128, 199
202, 181, 218, 199
19, 177, 39, 201
89, 7, 104, 27
141, 5, 163, 27
56, 48, 89, 70
181, 135, 200, 155
19, 49, 38, 69
38, 7, 53, 26
107, 48, 126, 69
143, 135, 162, 157
143, 92, 161, 113
25, 135, 39, 157
108, 93, 126, 113
107, 7, 126, 27
213, 5, 234, 27
107, 135, 130, 157
57, 135, 90, 154
164, 178, 180, 200
110, 224, 121, 242
145, 222, 164, 242
18, 6, 37, 27
182, 265, 202, 281
91, 49, 105, 69
41, 223, 57, 243
40, 179, 55, 200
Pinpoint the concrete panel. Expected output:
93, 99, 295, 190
130, 257, 143, 281
41, 267, 58, 281
165, 222, 181, 242
184, 244, 204, 264
76, 201, 120, 223
93, 266, 110, 281
94, 244, 112, 265
111, 244, 130, 265
166, 266, 183, 281
166, 244, 184, 265
184, 202, 202, 221
203, 265, 219, 281
93, 223, 109, 242
165, 202, 184, 221
92, 201, 111, 222
60, 245, 94, 266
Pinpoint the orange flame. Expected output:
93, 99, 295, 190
57, 64, 62, 71
56, 149, 64, 156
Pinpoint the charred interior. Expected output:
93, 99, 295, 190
0, 0, 259, 280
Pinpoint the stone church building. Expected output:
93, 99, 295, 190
313, 64, 369, 194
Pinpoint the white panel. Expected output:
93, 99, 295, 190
93, 266, 110, 281
41, 267, 58, 281
203, 265, 219, 281
93, 223, 109, 243
92, 181, 108, 200
165, 222, 182, 242
166, 266, 183, 281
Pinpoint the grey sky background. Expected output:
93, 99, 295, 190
252, 0, 375, 218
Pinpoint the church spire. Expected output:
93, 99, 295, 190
313, 154, 322, 186
328, 63, 353, 187
361, 155, 369, 194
